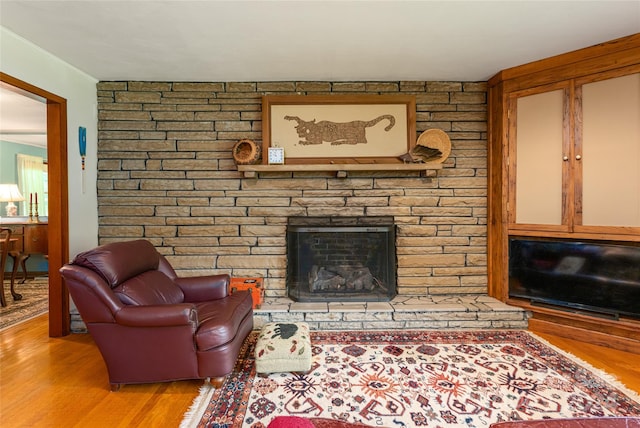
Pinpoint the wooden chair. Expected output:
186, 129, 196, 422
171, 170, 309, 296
0, 227, 26, 306
0, 228, 12, 306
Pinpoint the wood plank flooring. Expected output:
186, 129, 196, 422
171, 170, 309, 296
1, 314, 638, 427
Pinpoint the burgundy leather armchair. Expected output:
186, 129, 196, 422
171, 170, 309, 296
59, 239, 253, 391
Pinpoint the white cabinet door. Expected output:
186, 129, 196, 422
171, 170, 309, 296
581, 73, 640, 227
514, 89, 565, 225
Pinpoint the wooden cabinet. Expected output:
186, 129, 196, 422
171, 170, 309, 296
487, 34, 640, 352
508, 72, 640, 234
1, 222, 48, 277
2, 223, 48, 254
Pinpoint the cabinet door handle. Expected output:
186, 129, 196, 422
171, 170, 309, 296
576, 155, 582, 160
563, 156, 569, 161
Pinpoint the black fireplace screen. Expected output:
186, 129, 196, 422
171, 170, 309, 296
287, 217, 397, 302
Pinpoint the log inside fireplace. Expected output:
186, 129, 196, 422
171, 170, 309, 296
287, 216, 396, 302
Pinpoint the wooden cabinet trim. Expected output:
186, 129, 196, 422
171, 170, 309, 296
574, 63, 640, 87
488, 34, 640, 89
572, 82, 583, 227
508, 229, 640, 242
500, 49, 640, 93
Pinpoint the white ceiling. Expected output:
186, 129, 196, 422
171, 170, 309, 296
0, 83, 47, 147
0, 1, 639, 144
1, 1, 639, 82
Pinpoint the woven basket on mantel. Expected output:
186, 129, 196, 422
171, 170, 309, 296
416, 129, 452, 163
232, 139, 261, 165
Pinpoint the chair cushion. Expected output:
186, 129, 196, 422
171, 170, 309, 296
113, 271, 184, 305
72, 239, 160, 288
194, 291, 253, 351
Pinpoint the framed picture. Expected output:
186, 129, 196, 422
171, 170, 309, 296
261, 94, 416, 165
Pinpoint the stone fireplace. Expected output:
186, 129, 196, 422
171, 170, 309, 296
83, 79, 493, 334
287, 216, 397, 302
95, 79, 489, 309
83, 79, 525, 335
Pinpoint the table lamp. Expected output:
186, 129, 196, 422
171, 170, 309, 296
0, 184, 25, 216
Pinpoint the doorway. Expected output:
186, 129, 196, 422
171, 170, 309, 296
0, 72, 70, 337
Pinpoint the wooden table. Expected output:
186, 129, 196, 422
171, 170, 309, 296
0, 221, 48, 306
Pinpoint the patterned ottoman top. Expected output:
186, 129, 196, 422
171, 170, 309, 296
255, 322, 312, 373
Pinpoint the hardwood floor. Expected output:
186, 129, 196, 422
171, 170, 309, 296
1, 315, 639, 427
1, 314, 200, 427
530, 331, 640, 394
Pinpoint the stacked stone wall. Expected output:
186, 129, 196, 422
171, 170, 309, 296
96, 81, 487, 297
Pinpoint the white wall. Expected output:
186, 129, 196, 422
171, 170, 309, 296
1, 26, 99, 257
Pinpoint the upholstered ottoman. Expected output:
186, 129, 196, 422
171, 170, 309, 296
255, 322, 312, 375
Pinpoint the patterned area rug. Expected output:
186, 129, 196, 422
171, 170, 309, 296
0, 277, 48, 330
181, 330, 640, 428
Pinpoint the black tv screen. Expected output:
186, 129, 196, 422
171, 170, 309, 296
509, 238, 640, 319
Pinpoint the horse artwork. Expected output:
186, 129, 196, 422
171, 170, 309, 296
283, 114, 396, 146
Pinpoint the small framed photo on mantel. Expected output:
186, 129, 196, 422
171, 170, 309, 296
261, 94, 416, 165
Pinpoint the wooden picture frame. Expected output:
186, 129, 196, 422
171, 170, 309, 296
261, 94, 416, 165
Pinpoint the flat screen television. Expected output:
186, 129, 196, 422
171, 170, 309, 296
509, 238, 640, 320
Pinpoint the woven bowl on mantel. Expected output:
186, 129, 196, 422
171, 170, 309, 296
416, 129, 452, 163
232, 139, 261, 165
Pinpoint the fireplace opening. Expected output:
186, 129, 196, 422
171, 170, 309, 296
287, 216, 397, 302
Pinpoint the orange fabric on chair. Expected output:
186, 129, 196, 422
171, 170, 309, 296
229, 277, 264, 308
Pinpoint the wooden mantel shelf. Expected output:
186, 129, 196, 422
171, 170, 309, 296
237, 163, 443, 178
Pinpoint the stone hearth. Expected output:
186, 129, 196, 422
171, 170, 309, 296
253, 295, 528, 330
71, 294, 527, 334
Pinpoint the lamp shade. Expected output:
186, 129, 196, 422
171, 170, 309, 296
0, 184, 25, 202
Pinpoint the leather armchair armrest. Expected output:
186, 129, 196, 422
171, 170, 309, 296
114, 304, 197, 328
175, 274, 230, 302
